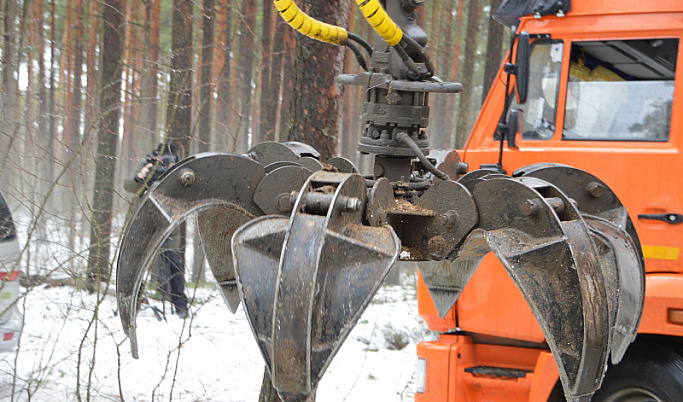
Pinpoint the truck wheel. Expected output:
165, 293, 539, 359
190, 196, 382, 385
547, 339, 683, 402
593, 340, 683, 402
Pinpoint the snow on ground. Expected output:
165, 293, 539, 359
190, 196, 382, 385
0, 269, 433, 401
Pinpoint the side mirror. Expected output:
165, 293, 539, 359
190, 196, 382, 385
515, 31, 530, 104
507, 109, 522, 149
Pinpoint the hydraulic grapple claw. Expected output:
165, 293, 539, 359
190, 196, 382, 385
116, 153, 266, 356
233, 171, 400, 401
419, 171, 644, 402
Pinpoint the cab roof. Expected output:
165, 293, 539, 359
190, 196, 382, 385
495, 0, 683, 28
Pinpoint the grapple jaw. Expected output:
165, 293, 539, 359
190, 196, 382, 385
416, 165, 644, 402
116, 143, 321, 357
116, 153, 265, 357
233, 171, 400, 402
116, 144, 643, 402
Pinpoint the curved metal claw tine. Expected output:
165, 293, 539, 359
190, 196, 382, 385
470, 176, 611, 401
197, 205, 256, 313
233, 172, 400, 402
416, 257, 483, 318
116, 153, 265, 357
584, 216, 644, 364
515, 163, 644, 264
515, 164, 646, 365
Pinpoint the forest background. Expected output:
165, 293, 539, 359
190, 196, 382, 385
0, 0, 508, 399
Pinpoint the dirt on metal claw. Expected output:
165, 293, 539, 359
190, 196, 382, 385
233, 171, 400, 401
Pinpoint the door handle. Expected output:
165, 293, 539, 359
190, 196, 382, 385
638, 213, 683, 224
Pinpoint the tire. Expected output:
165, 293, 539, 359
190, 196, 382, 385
593, 339, 683, 402
548, 338, 683, 402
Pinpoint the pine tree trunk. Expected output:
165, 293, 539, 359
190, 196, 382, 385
431, 0, 454, 150
455, 0, 482, 148
86, 0, 125, 287
266, 18, 286, 142
235, 0, 256, 153
140, 0, 161, 152
192, 0, 214, 284
277, 27, 296, 141
167, 0, 194, 275
36, 0, 50, 200
286, 0, 352, 160
167, 0, 194, 153
214, 0, 234, 151
257, 0, 275, 143
0, 0, 20, 190
483, 0, 504, 97
47, 0, 58, 202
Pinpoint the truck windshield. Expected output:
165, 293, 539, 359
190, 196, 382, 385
562, 39, 678, 141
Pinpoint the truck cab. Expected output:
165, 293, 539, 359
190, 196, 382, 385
416, 0, 683, 400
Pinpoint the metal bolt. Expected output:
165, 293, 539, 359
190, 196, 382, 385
344, 197, 362, 212
277, 194, 293, 213
179, 169, 195, 186
586, 181, 605, 198
522, 199, 540, 216
428, 235, 448, 259
442, 210, 459, 228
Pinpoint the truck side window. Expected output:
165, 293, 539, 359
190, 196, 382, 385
563, 39, 678, 141
0, 194, 16, 242
512, 41, 563, 140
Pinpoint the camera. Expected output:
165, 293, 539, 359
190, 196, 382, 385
143, 151, 178, 182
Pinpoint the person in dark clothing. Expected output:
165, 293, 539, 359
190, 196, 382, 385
124, 141, 189, 318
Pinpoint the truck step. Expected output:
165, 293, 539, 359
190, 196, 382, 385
464, 366, 531, 379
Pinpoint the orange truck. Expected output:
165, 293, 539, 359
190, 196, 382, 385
416, 0, 683, 400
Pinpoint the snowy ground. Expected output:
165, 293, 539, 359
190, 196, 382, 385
0, 268, 432, 401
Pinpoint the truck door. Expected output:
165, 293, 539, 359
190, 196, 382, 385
556, 38, 680, 274
505, 36, 681, 273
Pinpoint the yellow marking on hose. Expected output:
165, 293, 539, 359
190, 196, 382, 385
642, 245, 680, 261
356, 0, 403, 46
273, 0, 348, 45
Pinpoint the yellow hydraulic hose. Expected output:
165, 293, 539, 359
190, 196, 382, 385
355, 0, 403, 46
273, 0, 348, 45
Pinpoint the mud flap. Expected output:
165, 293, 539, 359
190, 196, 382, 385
116, 153, 265, 357
233, 172, 400, 402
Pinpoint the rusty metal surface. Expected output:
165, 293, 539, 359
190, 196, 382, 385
584, 216, 644, 365
455, 174, 645, 401
431, 149, 469, 182
516, 163, 644, 264
414, 180, 478, 258
254, 165, 312, 215
247, 141, 320, 166
366, 178, 393, 227
233, 172, 400, 402
197, 205, 255, 313
326, 156, 358, 173
297, 156, 324, 172
116, 153, 265, 357
115, 152, 646, 402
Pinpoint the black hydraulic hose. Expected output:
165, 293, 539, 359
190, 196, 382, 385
393, 44, 422, 79
347, 42, 369, 71
395, 132, 451, 181
401, 34, 436, 77
348, 32, 373, 56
